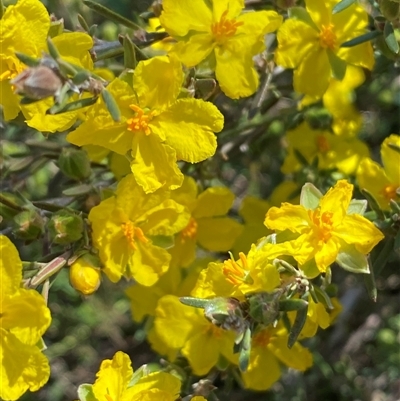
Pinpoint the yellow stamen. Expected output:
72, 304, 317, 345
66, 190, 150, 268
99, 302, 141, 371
121, 221, 148, 250
316, 134, 330, 153
104, 394, 113, 401
223, 252, 251, 285
319, 24, 337, 50
308, 208, 333, 243
181, 217, 198, 241
382, 184, 398, 201
0, 70, 12, 81
211, 9, 244, 44
126, 104, 156, 135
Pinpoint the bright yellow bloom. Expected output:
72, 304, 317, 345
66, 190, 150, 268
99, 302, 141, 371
88, 174, 190, 285
282, 121, 369, 175
169, 176, 243, 268
68, 55, 224, 193
87, 351, 181, 401
275, 0, 374, 97
0, 0, 50, 120
357, 134, 400, 210
153, 295, 237, 375
69, 254, 102, 295
265, 180, 384, 273
20, 32, 94, 133
0, 235, 51, 400
241, 324, 312, 391
160, 0, 282, 99
191, 244, 281, 300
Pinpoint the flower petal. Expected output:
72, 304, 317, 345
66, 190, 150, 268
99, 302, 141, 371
265, 204, 310, 233
212, 0, 243, 20
172, 34, 215, 67
194, 187, 235, 218
0, 235, 22, 296
381, 134, 400, 185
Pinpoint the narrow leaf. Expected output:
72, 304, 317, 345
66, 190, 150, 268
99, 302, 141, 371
101, 89, 121, 122
62, 184, 93, 197
180, 297, 209, 309
363, 261, 377, 302
288, 303, 308, 348
72, 71, 91, 85
47, 37, 60, 59
77, 13, 90, 32
384, 21, 400, 54
312, 285, 334, 310
279, 299, 308, 312
327, 49, 347, 80
360, 188, 386, 220
83, 0, 141, 30
123, 35, 137, 69
341, 30, 381, 47
332, 0, 355, 14
238, 326, 252, 372
15, 52, 40, 67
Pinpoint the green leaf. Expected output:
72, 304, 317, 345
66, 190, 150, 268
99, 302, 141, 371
341, 30, 382, 47
72, 71, 91, 85
62, 184, 93, 197
279, 299, 308, 312
288, 301, 308, 348
332, 0, 355, 14
300, 183, 323, 210
123, 35, 137, 69
312, 285, 334, 310
293, 148, 309, 166
180, 297, 209, 309
48, 96, 98, 115
101, 89, 121, 122
77, 13, 90, 32
47, 37, 60, 59
336, 246, 370, 274
360, 188, 386, 220
77, 384, 98, 401
347, 199, 368, 215
363, 261, 377, 302
327, 49, 347, 80
15, 52, 40, 68
83, 0, 141, 30
288, 7, 318, 30
238, 326, 252, 372
384, 21, 400, 54
48, 19, 64, 38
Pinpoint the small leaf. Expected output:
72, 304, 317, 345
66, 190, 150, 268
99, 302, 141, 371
336, 247, 370, 274
8, 156, 35, 172
77, 13, 90, 32
123, 35, 137, 69
56, 58, 78, 76
341, 30, 382, 47
62, 184, 93, 197
332, 0, 355, 14
83, 0, 141, 30
347, 199, 368, 215
48, 19, 64, 38
180, 297, 209, 309
288, 301, 308, 348
300, 183, 323, 210
72, 71, 91, 85
293, 148, 309, 166
384, 21, 400, 54
327, 49, 347, 80
48, 96, 98, 115
77, 384, 98, 401
15, 52, 40, 67
279, 298, 308, 312
47, 37, 60, 59
361, 188, 386, 220
288, 7, 318, 30
238, 326, 252, 372
312, 285, 334, 310
101, 89, 121, 122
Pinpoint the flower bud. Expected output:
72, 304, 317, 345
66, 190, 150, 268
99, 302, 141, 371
379, 0, 400, 21
247, 290, 283, 326
69, 254, 101, 295
13, 209, 44, 240
58, 148, 91, 181
48, 211, 83, 244
11, 65, 63, 100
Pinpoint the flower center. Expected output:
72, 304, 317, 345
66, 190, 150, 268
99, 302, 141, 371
0, 56, 22, 81
181, 217, 198, 241
126, 104, 156, 135
319, 24, 337, 50
382, 184, 398, 201
308, 208, 333, 243
223, 252, 253, 286
211, 10, 244, 44
316, 134, 330, 153
206, 323, 224, 338
252, 328, 271, 347
121, 221, 148, 250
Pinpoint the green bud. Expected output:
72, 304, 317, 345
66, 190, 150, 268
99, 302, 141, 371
304, 107, 333, 130
379, 0, 400, 21
48, 211, 83, 244
13, 209, 44, 240
247, 290, 283, 326
58, 148, 91, 181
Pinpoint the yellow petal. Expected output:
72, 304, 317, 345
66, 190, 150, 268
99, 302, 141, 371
134, 55, 183, 110
92, 351, 133, 401
212, 0, 243, 20
305, 0, 334, 27
0, 235, 22, 296
160, 0, 212, 37
0, 81, 20, 120
1, 330, 50, 400
381, 134, 400, 185
320, 179, 352, 224
265, 204, 310, 233
153, 98, 223, 162
171, 34, 215, 67
194, 187, 235, 218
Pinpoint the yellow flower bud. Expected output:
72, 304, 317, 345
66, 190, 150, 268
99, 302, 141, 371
69, 254, 101, 295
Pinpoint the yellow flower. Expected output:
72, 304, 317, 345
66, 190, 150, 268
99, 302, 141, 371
160, 0, 282, 99
0, 235, 51, 400
265, 180, 384, 273
86, 351, 181, 401
275, 0, 374, 97
67, 55, 224, 193
69, 254, 102, 295
88, 174, 190, 285
241, 324, 312, 391
20, 32, 94, 133
357, 134, 400, 210
281, 121, 369, 175
0, 0, 50, 120
169, 176, 243, 268
153, 295, 237, 375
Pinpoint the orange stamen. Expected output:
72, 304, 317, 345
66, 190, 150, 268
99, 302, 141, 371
126, 104, 156, 135
316, 134, 330, 153
308, 208, 333, 243
211, 9, 244, 44
252, 328, 271, 347
319, 24, 337, 50
181, 217, 198, 241
382, 184, 398, 201
121, 221, 148, 250
223, 252, 252, 285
